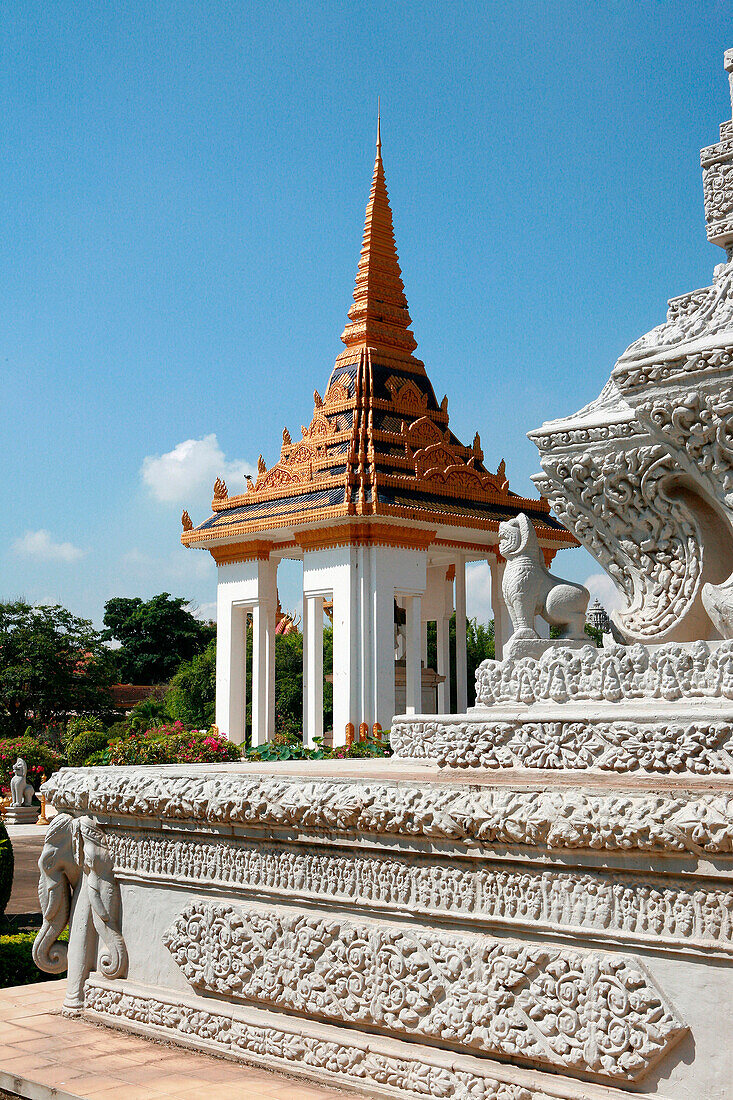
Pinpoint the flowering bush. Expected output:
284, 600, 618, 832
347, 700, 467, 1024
106, 722, 241, 766
0, 737, 64, 796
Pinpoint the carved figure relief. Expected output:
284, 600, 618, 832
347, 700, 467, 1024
163, 902, 686, 1081
106, 827, 733, 956
475, 638, 733, 706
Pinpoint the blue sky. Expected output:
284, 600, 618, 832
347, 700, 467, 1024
3, 1, 733, 626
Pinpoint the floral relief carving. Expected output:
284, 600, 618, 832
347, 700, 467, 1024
105, 829, 733, 955
84, 982, 556, 1100
162, 902, 686, 1081
41, 767, 733, 854
391, 717, 733, 774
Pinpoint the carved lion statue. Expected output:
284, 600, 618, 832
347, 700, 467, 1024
499, 513, 589, 643
10, 758, 35, 807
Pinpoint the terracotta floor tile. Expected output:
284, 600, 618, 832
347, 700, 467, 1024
139, 1075, 211, 1095
0, 1053, 56, 1074
61, 1073, 132, 1093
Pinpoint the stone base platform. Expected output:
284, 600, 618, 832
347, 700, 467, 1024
37, 761, 733, 1100
0, 979, 362, 1099
4, 804, 40, 826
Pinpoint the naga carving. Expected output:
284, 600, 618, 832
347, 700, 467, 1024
33, 814, 127, 1014
530, 51, 733, 643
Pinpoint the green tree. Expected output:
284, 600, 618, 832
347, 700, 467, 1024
167, 639, 216, 727
0, 602, 114, 739
102, 593, 215, 684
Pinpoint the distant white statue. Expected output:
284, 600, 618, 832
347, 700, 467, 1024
10, 758, 35, 807
499, 513, 589, 658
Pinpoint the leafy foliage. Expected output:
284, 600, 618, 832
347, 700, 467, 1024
167, 639, 216, 727
0, 602, 114, 739
66, 727, 110, 767
0, 822, 13, 918
0, 737, 64, 796
64, 714, 105, 748
106, 722, 240, 766
102, 593, 215, 685
246, 729, 391, 763
0, 928, 67, 987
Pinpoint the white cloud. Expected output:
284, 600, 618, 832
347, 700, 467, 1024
190, 601, 217, 623
141, 433, 255, 504
13, 529, 85, 563
584, 572, 625, 613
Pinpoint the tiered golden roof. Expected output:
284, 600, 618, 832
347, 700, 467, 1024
182, 123, 576, 555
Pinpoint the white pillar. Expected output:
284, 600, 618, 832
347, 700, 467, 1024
490, 556, 510, 661
215, 597, 247, 744
251, 602, 269, 746
455, 556, 467, 712
304, 594, 324, 747
437, 615, 450, 713
404, 594, 422, 713
421, 620, 428, 666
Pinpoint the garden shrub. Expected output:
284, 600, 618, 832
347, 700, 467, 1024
0, 822, 13, 918
66, 727, 110, 767
107, 722, 241, 766
63, 715, 105, 751
0, 737, 64, 795
0, 929, 67, 988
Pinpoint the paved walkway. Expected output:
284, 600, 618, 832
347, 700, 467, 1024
5, 832, 45, 917
0, 981, 368, 1100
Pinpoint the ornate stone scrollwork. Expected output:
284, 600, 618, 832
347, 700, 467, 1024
162, 902, 686, 1082
41, 767, 733, 854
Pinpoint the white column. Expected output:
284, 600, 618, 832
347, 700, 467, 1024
437, 615, 450, 713
304, 594, 324, 747
404, 594, 422, 713
421, 620, 428, 666
266, 598, 276, 740
455, 556, 467, 712
215, 597, 247, 744
251, 601, 269, 746
490, 556, 510, 661
373, 565, 396, 731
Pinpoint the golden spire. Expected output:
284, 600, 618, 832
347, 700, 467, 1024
338, 111, 417, 360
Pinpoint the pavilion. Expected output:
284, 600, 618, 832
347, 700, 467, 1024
181, 120, 577, 745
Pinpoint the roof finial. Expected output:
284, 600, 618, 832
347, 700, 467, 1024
376, 96, 381, 156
